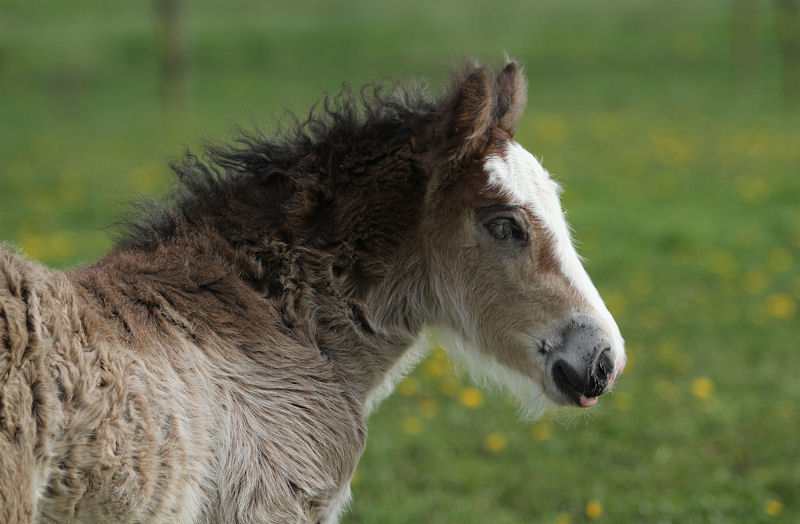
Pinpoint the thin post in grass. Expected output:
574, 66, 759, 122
154, 0, 190, 117
732, 0, 759, 82
776, 0, 800, 101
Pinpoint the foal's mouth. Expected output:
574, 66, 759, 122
550, 353, 617, 407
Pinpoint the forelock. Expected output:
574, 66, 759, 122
483, 141, 564, 227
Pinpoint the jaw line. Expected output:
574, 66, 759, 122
433, 326, 556, 421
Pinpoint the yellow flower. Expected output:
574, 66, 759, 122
691, 377, 714, 399
398, 377, 420, 396
424, 359, 449, 379
764, 499, 783, 517
459, 387, 484, 409
554, 513, 572, 524
767, 294, 796, 319
585, 500, 603, 519
531, 422, 554, 441
484, 432, 507, 453
402, 417, 423, 435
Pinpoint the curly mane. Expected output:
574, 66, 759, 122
117, 81, 437, 252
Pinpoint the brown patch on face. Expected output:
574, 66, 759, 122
524, 212, 562, 275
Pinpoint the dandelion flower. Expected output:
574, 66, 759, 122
398, 377, 420, 396
554, 513, 572, 524
531, 422, 554, 441
484, 432, 507, 453
585, 500, 603, 519
767, 294, 796, 319
459, 387, 483, 409
691, 377, 714, 399
424, 359, 448, 379
764, 499, 783, 517
402, 417, 422, 435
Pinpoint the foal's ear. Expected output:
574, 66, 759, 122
434, 60, 528, 162
495, 60, 527, 137
436, 63, 495, 161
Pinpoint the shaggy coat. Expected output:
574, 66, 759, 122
0, 60, 625, 523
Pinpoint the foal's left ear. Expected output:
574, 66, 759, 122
495, 60, 527, 137
434, 60, 528, 163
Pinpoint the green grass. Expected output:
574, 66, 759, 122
1, 1, 798, 522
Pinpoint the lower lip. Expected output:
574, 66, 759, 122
579, 395, 598, 407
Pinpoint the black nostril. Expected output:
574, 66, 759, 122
552, 360, 584, 402
593, 348, 613, 382
584, 348, 613, 398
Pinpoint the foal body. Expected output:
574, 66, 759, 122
0, 61, 625, 523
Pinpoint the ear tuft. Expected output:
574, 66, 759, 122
495, 60, 527, 137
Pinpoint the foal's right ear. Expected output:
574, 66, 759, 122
435, 63, 495, 162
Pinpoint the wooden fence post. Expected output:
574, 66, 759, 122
154, 0, 190, 116
776, 0, 800, 101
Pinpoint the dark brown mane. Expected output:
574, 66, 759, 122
117, 81, 437, 253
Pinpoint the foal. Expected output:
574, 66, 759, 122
0, 60, 625, 523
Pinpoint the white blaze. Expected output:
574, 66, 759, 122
484, 141, 625, 367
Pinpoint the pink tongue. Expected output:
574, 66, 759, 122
580, 395, 598, 407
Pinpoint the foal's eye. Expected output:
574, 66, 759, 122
485, 217, 524, 242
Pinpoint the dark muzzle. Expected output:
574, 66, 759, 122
548, 321, 614, 406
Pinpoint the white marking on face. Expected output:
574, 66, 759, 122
484, 141, 625, 367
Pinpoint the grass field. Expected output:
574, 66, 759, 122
1, 1, 799, 522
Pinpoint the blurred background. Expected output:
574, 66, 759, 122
1, 0, 798, 522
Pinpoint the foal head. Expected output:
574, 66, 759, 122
421, 61, 626, 418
